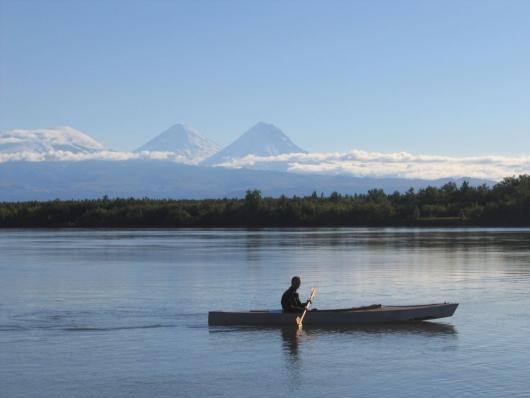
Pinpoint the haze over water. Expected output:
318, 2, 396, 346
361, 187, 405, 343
1, 228, 529, 397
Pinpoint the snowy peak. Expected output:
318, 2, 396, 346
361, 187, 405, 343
0, 126, 105, 153
240, 122, 305, 153
202, 122, 306, 165
135, 124, 220, 164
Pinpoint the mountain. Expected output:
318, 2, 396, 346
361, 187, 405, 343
135, 124, 220, 164
202, 122, 306, 166
0, 159, 494, 201
0, 126, 105, 154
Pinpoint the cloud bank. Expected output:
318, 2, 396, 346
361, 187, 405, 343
0, 150, 192, 164
213, 149, 530, 181
1, 148, 530, 181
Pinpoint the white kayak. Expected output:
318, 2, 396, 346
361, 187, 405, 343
208, 303, 458, 327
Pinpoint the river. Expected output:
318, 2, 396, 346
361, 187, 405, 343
1, 228, 529, 397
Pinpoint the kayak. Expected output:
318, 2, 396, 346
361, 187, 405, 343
208, 303, 458, 327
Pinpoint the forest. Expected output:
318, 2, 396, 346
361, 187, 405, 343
1, 175, 529, 228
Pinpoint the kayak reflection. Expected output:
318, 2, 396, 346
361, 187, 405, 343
279, 321, 457, 389
208, 321, 457, 337
289, 321, 457, 337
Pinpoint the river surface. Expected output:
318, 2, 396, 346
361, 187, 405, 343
1, 228, 530, 397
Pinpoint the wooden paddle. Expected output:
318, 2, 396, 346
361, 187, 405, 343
296, 287, 316, 329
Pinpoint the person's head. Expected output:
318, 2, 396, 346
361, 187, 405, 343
291, 276, 301, 289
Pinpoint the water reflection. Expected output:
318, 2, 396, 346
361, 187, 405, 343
209, 321, 457, 341
305, 321, 457, 336
280, 321, 456, 347
233, 228, 530, 254
280, 327, 303, 390
278, 321, 457, 390
281, 327, 301, 359
210, 321, 457, 371
280, 321, 457, 356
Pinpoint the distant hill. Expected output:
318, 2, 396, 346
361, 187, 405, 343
0, 159, 494, 201
0, 123, 500, 201
202, 122, 306, 166
135, 124, 220, 164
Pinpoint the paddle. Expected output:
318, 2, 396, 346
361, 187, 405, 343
296, 287, 316, 329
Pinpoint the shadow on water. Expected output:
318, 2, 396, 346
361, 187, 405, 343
208, 321, 457, 338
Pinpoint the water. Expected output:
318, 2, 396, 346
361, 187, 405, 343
1, 228, 530, 397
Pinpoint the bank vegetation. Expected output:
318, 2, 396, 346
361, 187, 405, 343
1, 175, 529, 227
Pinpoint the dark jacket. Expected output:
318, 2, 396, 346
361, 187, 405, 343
281, 286, 308, 312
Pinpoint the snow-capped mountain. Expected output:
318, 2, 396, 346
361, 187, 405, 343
0, 126, 105, 154
135, 124, 220, 164
202, 122, 306, 166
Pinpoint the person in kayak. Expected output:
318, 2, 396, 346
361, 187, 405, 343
281, 276, 311, 312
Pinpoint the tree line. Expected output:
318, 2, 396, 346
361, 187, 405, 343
1, 175, 529, 227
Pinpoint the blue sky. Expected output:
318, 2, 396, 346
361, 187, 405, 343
1, 0, 529, 154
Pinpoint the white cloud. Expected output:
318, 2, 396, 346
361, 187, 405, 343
213, 150, 530, 181
1, 127, 104, 151
1, 147, 530, 180
0, 137, 24, 145
0, 150, 193, 164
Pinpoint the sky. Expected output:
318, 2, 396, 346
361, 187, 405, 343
1, 0, 530, 155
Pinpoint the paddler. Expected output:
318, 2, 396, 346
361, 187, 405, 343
281, 276, 312, 312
